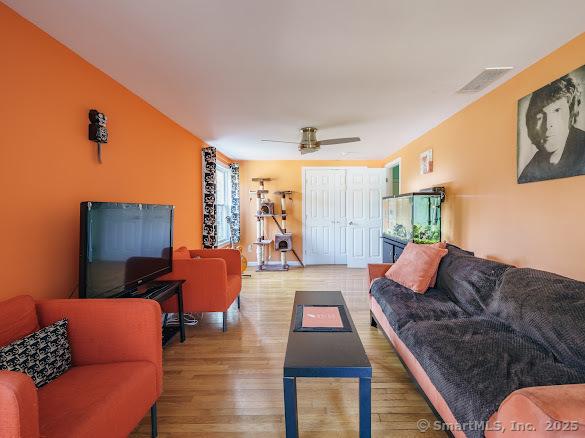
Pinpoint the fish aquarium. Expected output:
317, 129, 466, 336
382, 190, 444, 244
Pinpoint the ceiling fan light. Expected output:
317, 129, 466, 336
300, 145, 319, 155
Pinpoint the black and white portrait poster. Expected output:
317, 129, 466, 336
517, 64, 585, 183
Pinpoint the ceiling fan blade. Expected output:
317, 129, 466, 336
317, 137, 361, 146
261, 139, 300, 144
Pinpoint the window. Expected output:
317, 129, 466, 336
216, 163, 232, 246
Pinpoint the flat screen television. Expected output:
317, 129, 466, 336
79, 202, 174, 298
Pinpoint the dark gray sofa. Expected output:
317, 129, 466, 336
369, 244, 585, 438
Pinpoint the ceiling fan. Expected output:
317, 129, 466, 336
261, 127, 360, 155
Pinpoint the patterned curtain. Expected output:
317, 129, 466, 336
229, 163, 240, 243
202, 147, 217, 248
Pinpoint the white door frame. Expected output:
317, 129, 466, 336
302, 166, 368, 265
384, 157, 402, 195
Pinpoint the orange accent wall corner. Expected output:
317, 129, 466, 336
0, 3, 207, 299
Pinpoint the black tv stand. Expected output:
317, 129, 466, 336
126, 281, 174, 299
120, 279, 186, 347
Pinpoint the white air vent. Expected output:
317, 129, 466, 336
457, 67, 513, 94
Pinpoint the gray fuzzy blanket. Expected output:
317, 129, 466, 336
370, 251, 585, 438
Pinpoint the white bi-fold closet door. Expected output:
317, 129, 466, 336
303, 167, 386, 267
303, 169, 347, 265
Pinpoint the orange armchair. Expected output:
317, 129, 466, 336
161, 248, 242, 331
0, 295, 162, 438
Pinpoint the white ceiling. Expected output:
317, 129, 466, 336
7, 0, 585, 160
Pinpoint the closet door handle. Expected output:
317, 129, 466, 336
348, 221, 355, 226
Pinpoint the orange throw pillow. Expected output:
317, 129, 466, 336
429, 241, 447, 288
174, 246, 191, 260
385, 242, 448, 294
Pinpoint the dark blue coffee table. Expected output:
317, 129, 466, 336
283, 291, 372, 437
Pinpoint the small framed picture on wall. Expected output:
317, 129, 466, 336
420, 149, 433, 174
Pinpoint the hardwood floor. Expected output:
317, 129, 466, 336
131, 266, 445, 437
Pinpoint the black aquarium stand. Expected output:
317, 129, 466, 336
120, 279, 186, 347
382, 236, 407, 263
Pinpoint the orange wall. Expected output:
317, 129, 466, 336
382, 32, 585, 280
239, 160, 380, 262
0, 3, 206, 299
